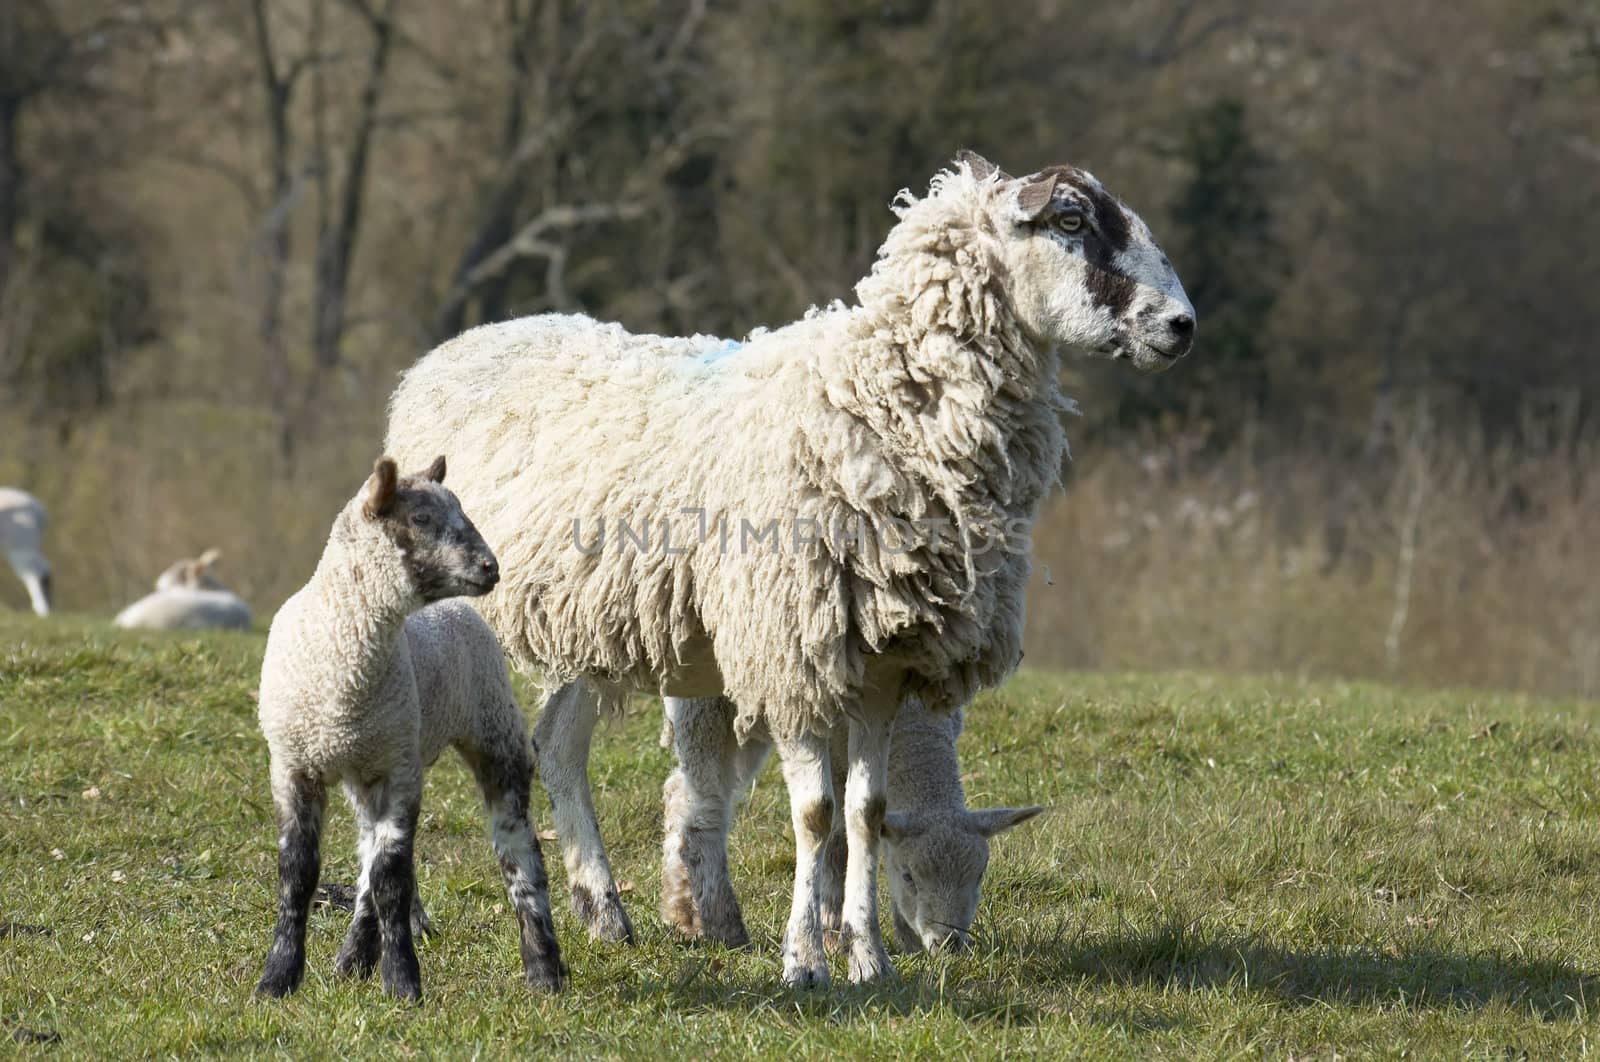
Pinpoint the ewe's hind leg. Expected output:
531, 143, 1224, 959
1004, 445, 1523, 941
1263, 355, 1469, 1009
661, 696, 761, 947
533, 678, 633, 944
775, 731, 833, 988
256, 769, 326, 998
819, 725, 848, 953
842, 706, 896, 983
346, 772, 424, 1002
462, 726, 566, 993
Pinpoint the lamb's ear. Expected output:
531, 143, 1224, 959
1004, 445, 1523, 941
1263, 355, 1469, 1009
197, 547, 222, 570
1010, 172, 1059, 223
881, 811, 923, 842
423, 455, 446, 484
967, 805, 1045, 838
954, 149, 1009, 183
362, 457, 399, 519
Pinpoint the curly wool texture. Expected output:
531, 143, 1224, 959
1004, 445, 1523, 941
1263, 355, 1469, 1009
386, 165, 1072, 741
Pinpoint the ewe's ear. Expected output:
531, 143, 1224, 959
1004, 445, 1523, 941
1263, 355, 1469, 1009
881, 811, 923, 842
362, 457, 399, 519
954, 149, 1009, 183
424, 455, 447, 484
1009, 172, 1059, 223
968, 805, 1045, 838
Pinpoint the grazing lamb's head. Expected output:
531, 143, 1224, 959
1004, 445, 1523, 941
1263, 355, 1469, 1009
881, 802, 1043, 954
155, 548, 226, 592
359, 455, 500, 601
950, 150, 1194, 372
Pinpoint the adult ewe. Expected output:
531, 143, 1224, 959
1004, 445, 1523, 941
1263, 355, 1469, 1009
0, 488, 52, 616
386, 151, 1193, 985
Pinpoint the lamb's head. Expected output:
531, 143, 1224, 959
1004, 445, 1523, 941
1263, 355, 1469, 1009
358, 455, 500, 602
881, 803, 1043, 954
959, 150, 1194, 372
155, 548, 225, 592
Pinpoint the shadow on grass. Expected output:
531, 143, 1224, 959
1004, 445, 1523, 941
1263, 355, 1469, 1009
1000, 919, 1598, 1020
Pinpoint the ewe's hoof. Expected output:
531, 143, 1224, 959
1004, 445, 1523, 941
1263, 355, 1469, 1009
847, 942, 896, 985
572, 883, 635, 945
782, 958, 831, 990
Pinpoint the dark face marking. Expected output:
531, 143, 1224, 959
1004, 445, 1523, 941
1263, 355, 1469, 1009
378, 477, 498, 602
1029, 163, 1140, 316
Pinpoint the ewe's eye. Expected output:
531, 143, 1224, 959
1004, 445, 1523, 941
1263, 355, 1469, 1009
902, 871, 916, 888
1054, 210, 1084, 235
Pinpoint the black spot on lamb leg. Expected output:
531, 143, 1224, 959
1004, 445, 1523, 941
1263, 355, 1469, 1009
256, 776, 324, 998
479, 752, 567, 993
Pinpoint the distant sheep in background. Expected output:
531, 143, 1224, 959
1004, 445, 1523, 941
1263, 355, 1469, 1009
0, 487, 52, 617
115, 548, 252, 631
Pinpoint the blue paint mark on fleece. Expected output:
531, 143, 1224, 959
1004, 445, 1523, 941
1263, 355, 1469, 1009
694, 338, 743, 368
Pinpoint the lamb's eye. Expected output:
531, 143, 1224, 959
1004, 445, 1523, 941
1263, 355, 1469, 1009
411, 511, 433, 528
1054, 211, 1084, 235
902, 872, 916, 888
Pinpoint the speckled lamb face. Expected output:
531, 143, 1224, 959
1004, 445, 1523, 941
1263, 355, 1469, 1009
964, 151, 1195, 372
882, 803, 1043, 953
360, 455, 500, 601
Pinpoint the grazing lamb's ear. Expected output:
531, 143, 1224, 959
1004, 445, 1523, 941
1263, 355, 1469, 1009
362, 457, 399, 519
954, 149, 1009, 183
1010, 172, 1059, 223
967, 805, 1045, 838
423, 455, 447, 484
880, 811, 923, 842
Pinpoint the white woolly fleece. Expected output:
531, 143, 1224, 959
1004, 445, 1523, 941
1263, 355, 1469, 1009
386, 165, 1072, 741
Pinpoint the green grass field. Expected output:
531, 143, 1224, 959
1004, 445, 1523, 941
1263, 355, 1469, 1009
3, 614, 1599, 1058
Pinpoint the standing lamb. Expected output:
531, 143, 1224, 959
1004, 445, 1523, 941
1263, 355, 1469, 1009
386, 151, 1193, 985
115, 549, 252, 631
254, 456, 565, 1002
660, 693, 1042, 954
0, 488, 52, 616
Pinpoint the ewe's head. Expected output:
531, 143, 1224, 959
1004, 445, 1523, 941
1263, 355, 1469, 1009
881, 802, 1043, 954
358, 455, 499, 602
155, 548, 225, 592
953, 150, 1194, 371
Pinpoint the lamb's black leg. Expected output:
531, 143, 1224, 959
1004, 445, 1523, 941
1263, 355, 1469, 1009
368, 786, 424, 1002
256, 772, 326, 998
466, 733, 567, 993
334, 800, 381, 979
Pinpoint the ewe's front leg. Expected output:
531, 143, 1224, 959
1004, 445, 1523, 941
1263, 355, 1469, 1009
532, 678, 634, 944
842, 709, 895, 983
661, 696, 755, 947
775, 731, 834, 988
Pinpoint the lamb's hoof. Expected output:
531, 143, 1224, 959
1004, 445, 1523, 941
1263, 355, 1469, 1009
524, 958, 568, 995
847, 942, 897, 985
334, 935, 379, 980
572, 884, 635, 945
381, 950, 423, 1003
410, 898, 436, 940
254, 958, 305, 998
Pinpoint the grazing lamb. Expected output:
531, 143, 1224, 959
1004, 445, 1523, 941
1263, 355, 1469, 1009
115, 548, 252, 631
254, 456, 565, 1002
0, 488, 52, 616
660, 693, 1042, 954
386, 151, 1193, 985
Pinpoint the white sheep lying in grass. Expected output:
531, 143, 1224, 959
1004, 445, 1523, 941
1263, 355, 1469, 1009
254, 456, 565, 1002
660, 693, 1041, 953
114, 549, 252, 631
387, 150, 1193, 985
0, 488, 52, 616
